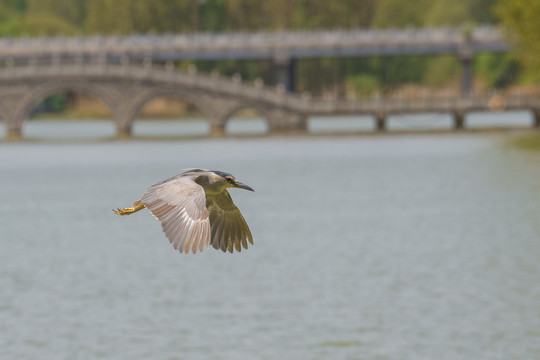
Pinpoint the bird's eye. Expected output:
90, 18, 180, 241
226, 177, 234, 183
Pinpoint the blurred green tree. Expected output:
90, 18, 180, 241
374, 0, 498, 28
2, 0, 26, 13
372, 0, 429, 28
494, 0, 540, 78
0, 5, 24, 36
85, 0, 140, 34
26, 0, 85, 26
422, 55, 460, 87
22, 13, 79, 36
475, 53, 520, 88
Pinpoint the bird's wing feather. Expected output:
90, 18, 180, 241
206, 190, 253, 253
140, 177, 210, 254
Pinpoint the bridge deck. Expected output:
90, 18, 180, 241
0, 27, 507, 61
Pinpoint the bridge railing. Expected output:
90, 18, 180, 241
0, 26, 507, 60
0, 59, 537, 117
0, 58, 310, 108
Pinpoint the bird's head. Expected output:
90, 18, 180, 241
212, 170, 254, 192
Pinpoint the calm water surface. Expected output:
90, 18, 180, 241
1, 122, 540, 359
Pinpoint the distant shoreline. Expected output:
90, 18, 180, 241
2, 120, 539, 146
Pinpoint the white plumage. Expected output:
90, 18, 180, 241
114, 169, 254, 254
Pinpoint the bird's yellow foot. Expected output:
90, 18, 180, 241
113, 207, 136, 215
113, 200, 145, 215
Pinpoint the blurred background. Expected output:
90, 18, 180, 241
1, 1, 540, 360
0, 0, 537, 127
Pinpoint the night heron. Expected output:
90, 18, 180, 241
114, 169, 254, 254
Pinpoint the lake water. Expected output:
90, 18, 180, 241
1, 119, 540, 359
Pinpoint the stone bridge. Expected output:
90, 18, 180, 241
1, 61, 539, 139
0, 62, 308, 139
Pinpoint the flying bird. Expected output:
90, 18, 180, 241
114, 169, 254, 254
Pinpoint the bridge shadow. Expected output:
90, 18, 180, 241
385, 111, 534, 131
307, 111, 537, 134
465, 110, 534, 129
308, 115, 376, 134
308, 114, 453, 134
385, 113, 454, 131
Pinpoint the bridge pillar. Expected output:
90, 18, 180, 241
0, 91, 29, 140
267, 109, 306, 133
375, 114, 386, 132
454, 112, 466, 129
6, 128, 22, 141
197, 96, 241, 137
210, 124, 226, 137
459, 33, 474, 96
106, 86, 149, 139
274, 54, 295, 92
460, 57, 473, 96
533, 109, 540, 128
111, 111, 135, 138
2, 113, 23, 140
116, 124, 132, 138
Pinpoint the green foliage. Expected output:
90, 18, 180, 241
508, 132, 540, 151
372, 0, 429, 28
38, 93, 66, 113
475, 53, 520, 88
346, 74, 380, 98
26, 0, 85, 25
470, 0, 498, 23
494, 0, 540, 77
200, 0, 227, 32
374, 56, 427, 89
0, 0, 505, 36
22, 13, 79, 36
423, 55, 460, 87
0, 5, 24, 36
424, 0, 470, 27
2, 0, 25, 12
374, 0, 498, 28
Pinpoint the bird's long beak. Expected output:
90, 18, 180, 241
233, 181, 254, 192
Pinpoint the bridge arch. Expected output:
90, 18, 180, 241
221, 104, 270, 135
129, 89, 208, 122
130, 90, 212, 137
11, 80, 116, 132
0, 64, 312, 139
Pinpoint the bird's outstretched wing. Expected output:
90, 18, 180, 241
141, 177, 211, 254
207, 190, 253, 253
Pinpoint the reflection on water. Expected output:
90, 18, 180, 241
466, 111, 534, 128
8, 119, 118, 139
309, 111, 533, 133
134, 117, 268, 137
0, 111, 534, 140
1, 121, 540, 359
134, 119, 210, 137
226, 118, 268, 135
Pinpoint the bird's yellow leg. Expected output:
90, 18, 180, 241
113, 200, 145, 215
